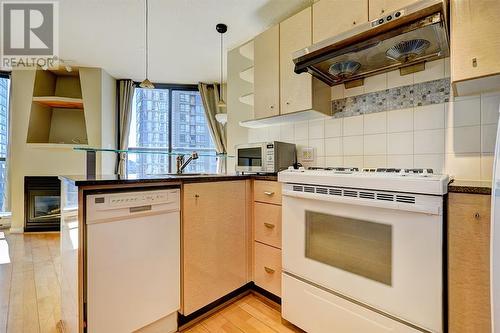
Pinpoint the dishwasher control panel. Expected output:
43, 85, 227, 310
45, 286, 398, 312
91, 190, 179, 210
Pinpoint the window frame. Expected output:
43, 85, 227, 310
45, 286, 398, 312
127, 82, 213, 174
0, 71, 11, 165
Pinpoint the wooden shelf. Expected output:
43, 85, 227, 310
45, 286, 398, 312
239, 66, 254, 83
33, 96, 84, 109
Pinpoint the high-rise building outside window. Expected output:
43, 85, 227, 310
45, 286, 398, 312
128, 86, 217, 175
0, 74, 10, 211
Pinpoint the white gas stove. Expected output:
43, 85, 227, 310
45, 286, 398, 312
278, 167, 449, 195
279, 166, 448, 333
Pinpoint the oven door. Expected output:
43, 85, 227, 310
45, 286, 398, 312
282, 187, 443, 332
235, 144, 266, 173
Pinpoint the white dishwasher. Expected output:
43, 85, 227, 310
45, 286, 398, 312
86, 188, 180, 333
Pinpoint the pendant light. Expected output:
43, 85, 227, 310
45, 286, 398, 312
216, 23, 227, 107
140, 0, 154, 89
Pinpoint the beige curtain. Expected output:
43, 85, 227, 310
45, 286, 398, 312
117, 80, 135, 176
198, 83, 226, 154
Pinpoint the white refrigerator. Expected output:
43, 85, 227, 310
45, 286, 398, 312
492, 106, 500, 332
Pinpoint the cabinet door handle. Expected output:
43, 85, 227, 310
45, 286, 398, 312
472, 58, 478, 67
264, 267, 275, 274
264, 191, 275, 196
270, 105, 274, 109
474, 212, 480, 220
264, 222, 275, 229
286, 101, 290, 105
194, 194, 200, 198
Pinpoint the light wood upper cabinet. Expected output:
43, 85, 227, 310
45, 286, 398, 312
313, 0, 368, 44
369, 0, 420, 20
451, 0, 500, 96
182, 181, 250, 315
448, 193, 491, 333
280, 7, 313, 115
254, 25, 280, 119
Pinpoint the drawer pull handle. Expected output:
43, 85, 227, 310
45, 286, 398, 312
264, 191, 275, 196
474, 212, 480, 220
264, 222, 275, 229
264, 267, 275, 274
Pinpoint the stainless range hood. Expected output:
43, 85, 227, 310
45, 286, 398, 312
293, 0, 449, 86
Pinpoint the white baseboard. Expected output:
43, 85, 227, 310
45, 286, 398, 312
9, 227, 23, 234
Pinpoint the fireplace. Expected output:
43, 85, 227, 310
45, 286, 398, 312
24, 176, 61, 232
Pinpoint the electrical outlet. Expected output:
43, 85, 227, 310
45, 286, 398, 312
301, 147, 314, 162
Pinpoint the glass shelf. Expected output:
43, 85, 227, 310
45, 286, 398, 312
73, 147, 234, 158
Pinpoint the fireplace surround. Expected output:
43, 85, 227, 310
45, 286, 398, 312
24, 176, 61, 232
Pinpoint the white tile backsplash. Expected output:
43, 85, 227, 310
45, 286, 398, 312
325, 118, 342, 138
482, 124, 497, 153
446, 98, 481, 128
387, 69, 413, 89
309, 119, 325, 140
446, 126, 481, 154
325, 137, 342, 156
387, 155, 413, 169
364, 112, 387, 135
388, 132, 413, 155
363, 134, 386, 155
414, 129, 445, 154
481, 93, 500, 125
414, 104, 445, 130
247, 57, 500, 180
364, 73, 387, 94
343, 135, 363, 156
343, 115, 363, 136
387, 108, 414, 133
414, 59, 445, 84
294, 121, 309, 141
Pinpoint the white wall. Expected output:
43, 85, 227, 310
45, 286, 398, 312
9, 68, 116, 231
248, 58, 499, 181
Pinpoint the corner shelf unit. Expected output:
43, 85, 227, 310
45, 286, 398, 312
27, 69, 88, 145
239, 66, 254, 84
238, 40, 255, 111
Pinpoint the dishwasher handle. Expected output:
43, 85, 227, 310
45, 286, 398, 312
129, 205, 152, 213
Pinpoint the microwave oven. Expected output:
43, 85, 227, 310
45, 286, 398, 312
235, 142, 296, 173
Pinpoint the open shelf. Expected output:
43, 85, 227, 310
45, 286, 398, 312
27, 143, 88, 149
27, 69, 88, 145
33, 96, 84, 109
239, 93, 254, 106
239, 66, 254, 84
239, 40, 254, 61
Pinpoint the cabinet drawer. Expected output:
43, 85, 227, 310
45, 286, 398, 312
254, 202, 282, 249
254, 180, 281, 205
254, 242, 282, 296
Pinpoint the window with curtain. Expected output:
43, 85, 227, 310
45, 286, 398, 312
0, 73, 10, 211
127, 86, 217, 176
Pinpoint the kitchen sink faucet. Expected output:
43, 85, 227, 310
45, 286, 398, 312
176, 152, 199, 174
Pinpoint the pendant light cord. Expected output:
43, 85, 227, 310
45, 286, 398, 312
220, 32, 223, 101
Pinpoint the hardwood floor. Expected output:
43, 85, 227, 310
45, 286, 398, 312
1, 231, 303, 333
181, 294, 303, 333
0, 231, 61, 333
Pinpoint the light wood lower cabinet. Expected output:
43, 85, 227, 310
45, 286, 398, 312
254, 242, 282, 297
182, 180, 250, 315
253, 180, 282, 297
448, 193, 491, 333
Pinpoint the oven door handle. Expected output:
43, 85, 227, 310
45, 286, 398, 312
282, 190, 442, 215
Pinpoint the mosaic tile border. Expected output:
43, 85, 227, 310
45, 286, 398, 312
331, 78, 450, 118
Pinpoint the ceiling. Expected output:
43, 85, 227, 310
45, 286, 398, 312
53, 0, 311, 84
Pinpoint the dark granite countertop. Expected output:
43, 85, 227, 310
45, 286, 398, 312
59, 173, 277, 187
448, 180, 492, 195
